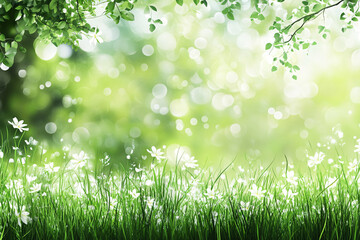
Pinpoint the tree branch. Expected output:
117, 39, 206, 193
283, 0, 344, 44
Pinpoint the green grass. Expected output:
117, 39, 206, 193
1, 128, 360, 239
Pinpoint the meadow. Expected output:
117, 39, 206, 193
1, 118, 360, 239
2, 1, 360, 239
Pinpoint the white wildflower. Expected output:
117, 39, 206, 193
135, 167, 143, 173
147, 146, 165, 162
26, 175, 37, 183
237, 178, 247, 185
25, 137, 38, 146
181, 153, 198, 170
129, 189, 140, 199
14, 206, 31, 227
240, 201, 250, 211
204, 187, 221, 200
348, 159, 358, 173
354, 141, 360, 153
308, 152, 325, 168
68, 151, 89, 170
8, 117, 29, 132
325, 177, 337, 189
343, 8, 354, 22
89, 28, 103, 46
29, 183, 42, 193
109, 197, 118, 210
284, 171, 298, 185
44, 162, 60, 173
145, 180, 154, 186
282, 189, 298, 199
146, 197, 155, 209
249, 184, 266, 199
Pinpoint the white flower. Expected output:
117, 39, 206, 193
109, 197, 118, 210
25, 137, 38, 146
308, 152, 325, 168
348, 159, 358, 173
26, 175, 37, 183
237, 178, 247, 185
8, 117, 29, 132
68, 151, 89, 170
146, 197, 155, 209
343, 8, 354, 22
282, 189, 298, 199
181, 153, 198, 169
44, 162, 60, 173
190, 177, 200, 187
29, 183, 42, 193
89, 28, 104, 46
204, 187, 221, 200
284, 171, 298, 186
249, 184, 266, 199
354, 141, 360, 153
145, 180, 154, 186
325, 177, 337, 189
14, 206, 31, 227
240, 201, 250, 211
129, 189, 140, 199
147, 146, 165, 162
135, 167, 143, 172
6, 179, 24, 191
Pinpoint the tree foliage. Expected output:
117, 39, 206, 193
0, 0, 359, 76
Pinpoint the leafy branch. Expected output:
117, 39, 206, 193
283, 0, 344, 44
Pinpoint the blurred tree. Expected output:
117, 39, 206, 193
0, 0, 358, 75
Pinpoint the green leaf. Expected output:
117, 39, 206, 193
144, 6, 150, 14
265, 43, 272, 50
4, 3, 12, 12
318, 25, 325, 33
3, 57, 14, 67
312, 4, 322, 12
150, 5, 157, 11
15, 34, 22, 42
250, 12, 258, 19
193, 0, 200, 5
0, 34, 5, 41
11, 41, 18, 49
149, 24, 156, 32
302, 43, 310, 49
293, 65, 300, 71
227, 12, 234, 20
257, 14, 265, 21
292, 75, 297, 80
107, 2, 115, 12
19, 46, 27, 53
271, 66, 278, 72
49, 0, 57, 10
58, 21, 66, 29
120, 11, 135, 21
176, 0, 184, 6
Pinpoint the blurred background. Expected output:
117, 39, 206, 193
1, 0, 360, 169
